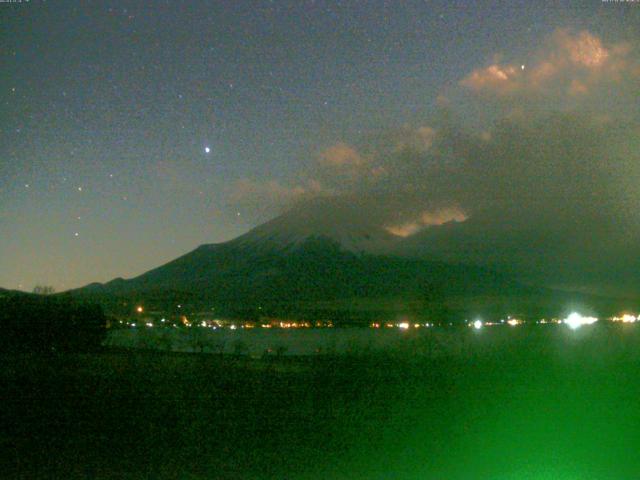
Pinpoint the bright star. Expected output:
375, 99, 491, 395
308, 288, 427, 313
205, 147, 210, 153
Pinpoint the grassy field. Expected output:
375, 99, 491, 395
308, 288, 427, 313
3, 324, 640, 479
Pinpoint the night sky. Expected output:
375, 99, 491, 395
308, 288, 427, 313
2, 0, 639, 291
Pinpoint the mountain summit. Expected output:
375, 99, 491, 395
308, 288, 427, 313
230, 198, 400, 254
73, 198, 543, 320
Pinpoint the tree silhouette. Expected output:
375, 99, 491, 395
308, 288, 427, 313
33, 285, 56, 295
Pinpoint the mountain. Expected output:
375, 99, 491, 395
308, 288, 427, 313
0, 287, 29, 298
229, 198, 400, 254
71, 200, 550, 321
71, 199, 633, 321
394, 214, 640, 298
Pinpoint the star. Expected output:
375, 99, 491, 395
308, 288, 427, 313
205, 147, 211, 153
77, 186, 83, 192
74, 232, 79, 237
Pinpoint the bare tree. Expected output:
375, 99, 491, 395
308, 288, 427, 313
33, 285, 56, 295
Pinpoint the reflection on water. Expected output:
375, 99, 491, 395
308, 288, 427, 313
106, 322, 640, 360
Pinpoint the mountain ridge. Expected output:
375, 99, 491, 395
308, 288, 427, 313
67, 199, 637, 320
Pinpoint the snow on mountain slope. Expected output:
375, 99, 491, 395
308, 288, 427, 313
229, 198, 401, 254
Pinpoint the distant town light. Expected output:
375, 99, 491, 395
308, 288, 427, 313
612, 314, 637, 323
398, 322, 410, 330
136, 306, 143, 313
564, 312, 598, 330
473, 319, 483, 330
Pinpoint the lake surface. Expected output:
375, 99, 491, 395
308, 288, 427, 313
106, 322, 640, 359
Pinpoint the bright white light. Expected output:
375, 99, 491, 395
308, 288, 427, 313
507, 319, 520, 326
145, 322, 153, 328
564, 312, 598, 330
205, 147, 210, 153
473, 319, 483, 330
619, 314, 637, 323
230, 324, 237, 330
398, 322, 410, 330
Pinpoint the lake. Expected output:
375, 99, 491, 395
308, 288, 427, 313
105, 322, 640, 360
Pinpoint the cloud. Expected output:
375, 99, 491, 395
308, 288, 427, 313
318, 142, 365, 169
394, 126, 437, 153
386, 207, 468, 237
230, 140, 390, 221
459, 64, 522, 94
459, 29, 636, 100
230, 28, 640, 246
557, 30, 609, 68
229, 177, 327, 221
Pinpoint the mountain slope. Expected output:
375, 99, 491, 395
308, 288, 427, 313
229, 198, 400, 254
71, 200, 543, 320
71, 199, 633, 321
394, 215, 640, 297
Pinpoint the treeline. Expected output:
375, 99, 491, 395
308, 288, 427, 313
0, 293, 107, 352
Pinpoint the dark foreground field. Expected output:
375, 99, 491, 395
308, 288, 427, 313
3, 325, 640, 479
